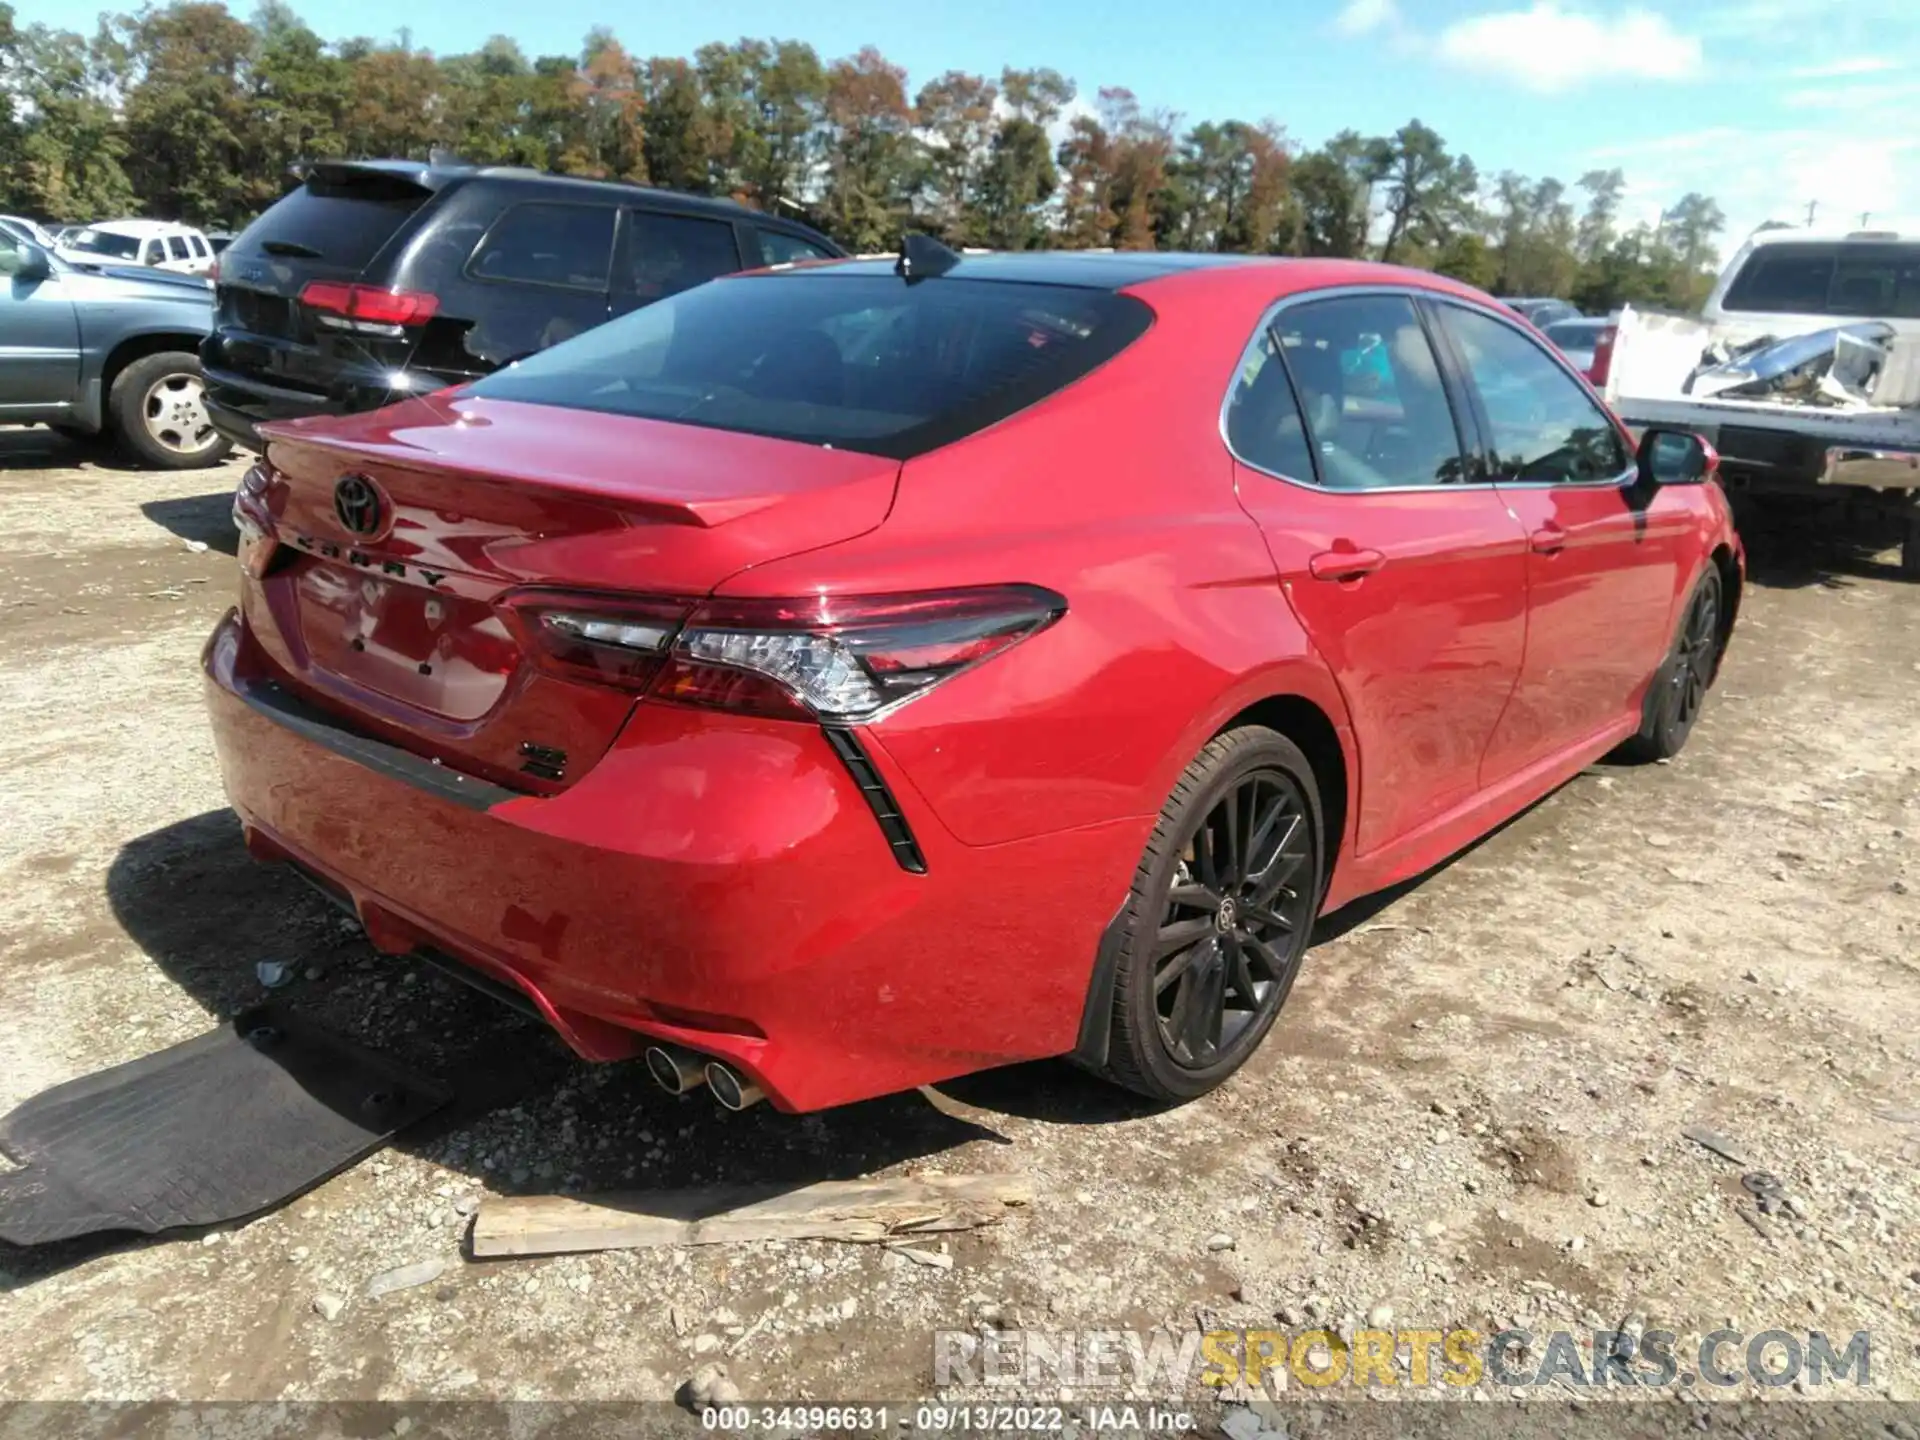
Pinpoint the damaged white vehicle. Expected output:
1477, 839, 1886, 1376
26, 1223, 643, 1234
1605, 228, 1920, 577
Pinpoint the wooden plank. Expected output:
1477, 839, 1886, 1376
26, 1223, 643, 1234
471, 1173, 1032, 1259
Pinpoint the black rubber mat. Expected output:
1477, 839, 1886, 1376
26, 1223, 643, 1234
0, 1006, 449, 1246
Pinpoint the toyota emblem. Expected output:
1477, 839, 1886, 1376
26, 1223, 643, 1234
333, 474, 385, 537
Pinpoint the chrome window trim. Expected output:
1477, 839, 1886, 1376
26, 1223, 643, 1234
1219, 282, 1639, 496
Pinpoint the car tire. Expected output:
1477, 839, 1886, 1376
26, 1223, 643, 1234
107, 352, 233, 470
1901, 515, 1920, 582
1101, 725, 1325, 1104
1621, 567, 1723, 762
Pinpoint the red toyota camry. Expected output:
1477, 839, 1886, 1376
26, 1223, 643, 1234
205, 246, 1741, 1112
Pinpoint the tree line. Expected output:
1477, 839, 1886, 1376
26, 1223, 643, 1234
0, 0, 1730, 311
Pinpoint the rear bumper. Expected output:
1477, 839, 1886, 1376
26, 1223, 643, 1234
202, 610, 1142, 1111
199, 334, 461, 450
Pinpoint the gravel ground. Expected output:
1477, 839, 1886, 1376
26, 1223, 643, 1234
0, 429, 1915, 1425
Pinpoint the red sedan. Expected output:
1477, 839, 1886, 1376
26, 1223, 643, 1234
204, 245, 1742, 1112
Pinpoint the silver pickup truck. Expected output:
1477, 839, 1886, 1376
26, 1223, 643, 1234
1605, 228, 1919, 578
0, 229, 232, 469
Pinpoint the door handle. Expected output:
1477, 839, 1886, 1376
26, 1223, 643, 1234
1308, 547, 1385, 581
1530, 523, 1568, 554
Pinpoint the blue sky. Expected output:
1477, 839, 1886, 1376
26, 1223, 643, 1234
22, 0, 1920, 255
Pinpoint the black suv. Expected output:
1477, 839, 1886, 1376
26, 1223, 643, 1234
201, 161, 844, 448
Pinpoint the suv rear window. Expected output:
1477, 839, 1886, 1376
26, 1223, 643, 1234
1722, 241, 1920, 318
230, 171, 433, 273
466, 273, 1153, 459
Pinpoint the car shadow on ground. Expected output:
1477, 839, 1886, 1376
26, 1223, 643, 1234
140, 491, 239, 555
1736, 504, 1911, 590
0, 427, 152, 474
0, 808, 1020, 1285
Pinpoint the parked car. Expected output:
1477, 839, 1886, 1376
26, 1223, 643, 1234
205, 245, 1741, 1112
1607, 228, 1920, 576
1543, 315, 1618, 383
0, 230, 231, 468
0, 215, 58, 248
1499, 296, 1583, 329
200, 160, 846, 450
57, 220, 218, 276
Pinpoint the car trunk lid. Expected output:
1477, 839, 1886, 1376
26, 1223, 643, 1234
242, 394, 900, 791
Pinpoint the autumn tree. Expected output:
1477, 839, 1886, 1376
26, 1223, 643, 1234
820, 45, 912, 253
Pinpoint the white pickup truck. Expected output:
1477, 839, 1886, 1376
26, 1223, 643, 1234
1603, 228, 1920, 577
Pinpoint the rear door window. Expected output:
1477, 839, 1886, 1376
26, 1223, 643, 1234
1267, 294, 1470, 489
188, 234, 208, 258
757, 229, 836, 266
624, 212, 742, 301
467, 273, 1152, 460
1439, 304, 1628, 483
166, 235, 190, 261
466, 203, 615, 291
1225, 328, 1319, 484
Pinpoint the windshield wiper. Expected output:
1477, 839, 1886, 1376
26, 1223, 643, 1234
261, 240, 323, 259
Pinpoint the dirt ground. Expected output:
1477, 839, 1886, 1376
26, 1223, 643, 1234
0, 428, 1915, 1422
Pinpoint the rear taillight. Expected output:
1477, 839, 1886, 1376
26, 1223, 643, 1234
498, 585, 1066, 722
499, 593, 693, 692
659, 586, 1067, 721
298, 281, 440, 330
1588, 324, 1617, 390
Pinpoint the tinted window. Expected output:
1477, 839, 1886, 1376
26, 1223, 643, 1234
1829, 248, 1920, 318
1225, 329, 1318, 484
188, 234, 208, 257
166, 235, 189, 260
1272, 295, 1468, 489
1722, 244, 1837, 313
230, 171, 432, 272
467, 203, 614, 291
143, 240, 164, 265
468, 274, 1152, 460
1441, 305, 1628, 483
1545, 319, 1608, 348
758, 229, 835, 266
69, 229, 142, 260
626, 212, 741, 300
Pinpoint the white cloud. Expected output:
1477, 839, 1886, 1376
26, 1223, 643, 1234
1436, 4, 1704, 93
1334, 0, 1401, 37
1789, 56, 1898, 78
1586, 127, 1920, 259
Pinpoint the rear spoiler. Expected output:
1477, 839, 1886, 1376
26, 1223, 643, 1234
295, 159, 458, 193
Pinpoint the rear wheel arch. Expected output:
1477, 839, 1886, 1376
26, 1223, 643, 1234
1217, 694, 1350, 876
1069, 686, 1353, 1074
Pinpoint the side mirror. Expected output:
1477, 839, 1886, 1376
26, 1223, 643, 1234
0, 240, 51, 282
1637, 426, 1717, 486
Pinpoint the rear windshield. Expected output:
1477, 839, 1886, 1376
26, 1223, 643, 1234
68, 229, 142, 260
1722, 241, 1920, 318
228, 172, 433, 274
465, 273, 1153, 459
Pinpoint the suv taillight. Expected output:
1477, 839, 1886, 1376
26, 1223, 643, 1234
1588, 324, 1617, 390
298, 281, 440, 329
500, 585, 1067, 722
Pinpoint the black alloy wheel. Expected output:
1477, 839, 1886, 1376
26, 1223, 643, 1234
1623, 567, 1723, 762
1103, 726, 1325, 1102
1152, 770, 1314, 1068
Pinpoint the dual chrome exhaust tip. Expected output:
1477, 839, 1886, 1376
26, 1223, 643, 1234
644, 1044, 764, 1111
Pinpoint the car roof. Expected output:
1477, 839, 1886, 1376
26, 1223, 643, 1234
305, 159, 826, 233
1742, 227, 1918, 248
764, 252, 1508, 316
776, 251, 1272, 289
78, 219, 197, 238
